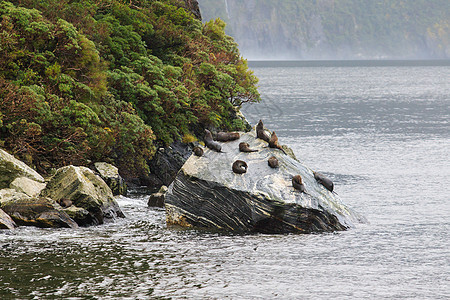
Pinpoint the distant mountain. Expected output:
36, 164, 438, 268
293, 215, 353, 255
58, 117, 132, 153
198, 0, 450, 60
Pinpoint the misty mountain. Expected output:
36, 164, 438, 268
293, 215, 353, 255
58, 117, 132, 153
198, 0, 450, 60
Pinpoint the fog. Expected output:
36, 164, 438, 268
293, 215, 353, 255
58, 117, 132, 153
198, 0, 450, 60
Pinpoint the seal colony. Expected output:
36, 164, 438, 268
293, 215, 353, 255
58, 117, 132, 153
197, 121, 338, 195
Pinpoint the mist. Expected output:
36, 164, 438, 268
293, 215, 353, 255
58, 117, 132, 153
198, 0, 450, 60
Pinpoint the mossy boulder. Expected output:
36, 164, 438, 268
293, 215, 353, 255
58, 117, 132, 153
9, 176, 46, 197
40, 166, 125, 226
1, 196, 78, 228
93, 162, 127, 196
0, 149, 45, 189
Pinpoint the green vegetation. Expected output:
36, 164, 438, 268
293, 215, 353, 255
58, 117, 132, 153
199, 0, 449, 59
0, 0, 259, 178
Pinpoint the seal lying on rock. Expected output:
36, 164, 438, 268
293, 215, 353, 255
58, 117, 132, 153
204, 129, 223, 152
268, 156, 279, 168
239, 142, 258, 153
193, 146, 204, 157
269, 131, 287, 155
256, 120, 271, 143
215, 132, 240, 142
232, 160, 248, 174
314, 172, 334, 192
292, 175, 306, 193
58, 198, 72, 208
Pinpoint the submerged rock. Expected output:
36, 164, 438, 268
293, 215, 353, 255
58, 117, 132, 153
0, 208, 16, 230
93, 162, 127, 196
40, 166, 125, 226
0, 149, 45, 189
165, 130, 364, 233
1, 197, 78, 228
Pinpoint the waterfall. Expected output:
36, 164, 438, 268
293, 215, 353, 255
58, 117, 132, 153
224, 0, 230, 19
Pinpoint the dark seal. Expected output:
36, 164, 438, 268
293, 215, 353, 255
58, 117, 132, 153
239, 142, 258, 153
269, 131, 287, 155
314, 172, 334, 192
204, 129, 222, 152
193, 146, 203, 157
58, 198, 72, 208
215, 131, 240, 142
256, 120, 270, 143
292, 175, 306, 193
232, 160, 248, 174
268, 156, 279, 168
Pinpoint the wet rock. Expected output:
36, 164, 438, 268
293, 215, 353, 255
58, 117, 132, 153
148, 185, 168, 208
0, 208, 16, 230
1, 197, 78, 228
40, 166, 125, 226
0, 149, 44, 189
165, 130, 364, 233
93, 162, 127, 196
9, 176, 46, 197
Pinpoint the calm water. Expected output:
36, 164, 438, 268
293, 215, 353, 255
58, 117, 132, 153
1, 61, 449, 299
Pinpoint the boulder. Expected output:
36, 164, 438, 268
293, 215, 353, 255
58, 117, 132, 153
1, 197, 78, 228
0, 149, 44, 189
93, 162, 127, 196
40, 165, 125, 226
0, 208, 17, 230
148, 185, 168, 208
165, 130, 364, 233
9, 176, 46, 197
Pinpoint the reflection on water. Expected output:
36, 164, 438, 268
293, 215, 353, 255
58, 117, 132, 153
1, 62, 450, 299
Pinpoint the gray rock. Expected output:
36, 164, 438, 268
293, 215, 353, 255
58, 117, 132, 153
0, 149, 44, 189
0, 208, 17, 230
93, 162, 127, 196
148, 185, 168, 208
0, 188, 30, 205
165, 130, 364, 233
9, 176, 46, 197
1, 197, 78, 228
40, 165, 125, 226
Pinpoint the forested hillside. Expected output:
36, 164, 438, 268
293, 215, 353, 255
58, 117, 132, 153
199, 0, 450, 59
0, 0, 259, 179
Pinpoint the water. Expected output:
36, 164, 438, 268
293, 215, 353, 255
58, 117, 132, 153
1, 61, 449, 299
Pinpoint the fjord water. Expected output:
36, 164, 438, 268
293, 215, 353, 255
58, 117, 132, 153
1, 61, 449, 299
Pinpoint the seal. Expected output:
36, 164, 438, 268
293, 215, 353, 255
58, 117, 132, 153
292, 175, 306, 193
204, 129, 222, 152
193, 146, 203, 157
268, 156, 279, 168
314, 171, 334, 192
215, 131, 240, 142
256, 120, 270, 143
239, 142, 258, 153
58, 198, 72, 208
232, 160, 248, 174
269, 131, 287, 155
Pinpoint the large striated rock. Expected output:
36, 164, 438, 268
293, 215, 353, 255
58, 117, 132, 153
165, 130, 364, 233
9, 176, 46, 197
93, 162, 127, 196
0, 149, 45, 189
1, 196, 78, 228
40, 166, 125, 226
0, 208, 17, 230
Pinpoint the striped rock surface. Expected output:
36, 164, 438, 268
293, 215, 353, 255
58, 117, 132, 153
165, 130, 364, 233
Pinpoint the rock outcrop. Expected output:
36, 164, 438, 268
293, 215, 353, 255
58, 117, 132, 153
93, 162, 127, 196
0, 149, 45, 189
0, 208, 16, 230
1, 196, 78, 228
165, 130, 364, 233
40, 166, 125, 226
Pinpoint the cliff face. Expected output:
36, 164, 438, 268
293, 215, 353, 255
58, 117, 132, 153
198, 0, 450, 60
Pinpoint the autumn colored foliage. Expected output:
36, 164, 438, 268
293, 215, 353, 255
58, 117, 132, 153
0, 0, 259, 178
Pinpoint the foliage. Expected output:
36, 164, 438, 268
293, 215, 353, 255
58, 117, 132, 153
0, 0, 260, 178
